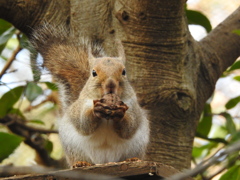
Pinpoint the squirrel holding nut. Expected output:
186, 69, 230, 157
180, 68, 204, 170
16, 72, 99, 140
30, 25, 150, 167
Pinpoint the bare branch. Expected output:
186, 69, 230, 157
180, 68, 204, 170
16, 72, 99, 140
196, 132, 228, 145
164, 141, 240, 180
200, 7, 240, 79
0, 114, 58, 166
0, 31, 22, 80
24, 92, 59, 112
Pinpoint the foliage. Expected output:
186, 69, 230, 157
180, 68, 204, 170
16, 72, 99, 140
192, 61, 240, 179
0, 132, 23, 161
185, 6, 240, 180
0, 4, 239, 179
0, 19, 58, 166
185, 7, 212, 32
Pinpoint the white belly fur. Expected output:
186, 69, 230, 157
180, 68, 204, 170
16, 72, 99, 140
58, 115, 148, 164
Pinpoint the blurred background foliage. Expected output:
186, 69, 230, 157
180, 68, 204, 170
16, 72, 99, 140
0, 0, 239, 179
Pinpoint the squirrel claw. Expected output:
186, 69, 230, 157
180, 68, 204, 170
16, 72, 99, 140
72, 161, 92, 168
125, 157, 141, 162
93, 94, 128, 120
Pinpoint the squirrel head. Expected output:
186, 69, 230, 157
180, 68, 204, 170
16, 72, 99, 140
90, 57, 127, 97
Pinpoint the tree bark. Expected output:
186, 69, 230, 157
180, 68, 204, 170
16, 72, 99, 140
0, 0, 70, 34
0, 0, 240, 170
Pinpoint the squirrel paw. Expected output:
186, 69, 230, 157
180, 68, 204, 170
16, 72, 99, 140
93, 94, 128, 120
72, 161, 92, 168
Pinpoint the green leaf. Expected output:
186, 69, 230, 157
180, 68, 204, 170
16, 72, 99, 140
228, 61, 240, 72
0, 132, 23, 162
192, 142, 217, 158
196, 132, 228, 144
225, 96, 240, 109
28, 119, 45, 125
8, 108, 25, 119
222, 112, 237, 135
192, 144, 208, 158
25, 82, 43, 102
0, 86, 24, 118
233, 76, 240, 81
0, 55, 7, 61
197, 103, 212, 136
186, 9, 212, 33
0, 19, 12, 35
231, 131, 240, 143
19, 34, 29, 48
44, 140, 53, 155
44, 82, 58, 91
0, 27, 15, 45
0, 27, 16, 54
219, 165, 240, 180
232, 29, 240, 36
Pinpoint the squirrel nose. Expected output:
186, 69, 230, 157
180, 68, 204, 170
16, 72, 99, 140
104, 78, 118, 94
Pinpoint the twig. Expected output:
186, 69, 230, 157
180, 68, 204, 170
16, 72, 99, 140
196, 132, 228, 145
0, 114, 59, 167
0, 114, 58, 134
18, 123, 58, 134
205, 155, 240, 180
24, 92, 59, 112
197, 145, 225, 167
164, 141, 240, 180
191, 157, 207, 180
0, 31, 22, 79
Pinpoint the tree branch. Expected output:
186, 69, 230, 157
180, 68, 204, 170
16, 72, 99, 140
196, 132, 228, 145
200, 7, 240, 80
164, 141, 240, 180
0, 0, 70, 36
0, 31, 22, 80
0, 114, 58, 167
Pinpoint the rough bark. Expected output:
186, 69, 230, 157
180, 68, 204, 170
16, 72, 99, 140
0, 0, 240, 170
0, 0, 70, 34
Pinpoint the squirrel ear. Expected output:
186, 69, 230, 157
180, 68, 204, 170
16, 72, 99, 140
116, 40, 126, 64
87, 43, 95, 68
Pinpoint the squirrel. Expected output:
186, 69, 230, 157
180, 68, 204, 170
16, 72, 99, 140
30, 24, 150, 167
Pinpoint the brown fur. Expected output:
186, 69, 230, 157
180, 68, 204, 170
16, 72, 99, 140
30, 24, 149, 166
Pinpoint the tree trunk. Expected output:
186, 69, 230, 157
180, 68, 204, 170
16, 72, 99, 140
0, 0, 240, 170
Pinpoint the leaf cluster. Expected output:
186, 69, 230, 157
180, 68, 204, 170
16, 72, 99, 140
0, 19, 59, 166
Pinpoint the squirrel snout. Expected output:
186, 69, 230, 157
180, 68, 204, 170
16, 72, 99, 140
103, 78, 119, 94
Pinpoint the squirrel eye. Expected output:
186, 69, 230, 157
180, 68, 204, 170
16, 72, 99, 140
92, 70, 97, 77
122, 69, 126, 76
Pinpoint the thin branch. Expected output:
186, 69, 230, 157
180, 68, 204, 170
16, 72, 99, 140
196, 132, 228, 145
18, 123, 58, 134
24, 92, 59, 112
0, 31, 22, 80
205, 155, 239, 180
0, 114, 58, 167
0, 114, 58, 134
164, 141, 240, 180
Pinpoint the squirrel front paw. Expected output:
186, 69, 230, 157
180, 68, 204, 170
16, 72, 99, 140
93, 94, 128, 120
72, 161, 92, 168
